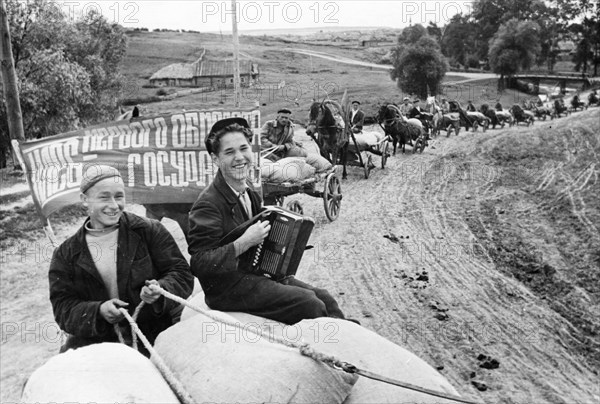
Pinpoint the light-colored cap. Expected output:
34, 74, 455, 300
80, 165, 123, 194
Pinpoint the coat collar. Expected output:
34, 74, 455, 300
213, 170, 261, 223
72, 211, 142, 298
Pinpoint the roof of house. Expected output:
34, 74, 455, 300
150, 60, 258, 81
198, 60, 256, 77
150, 63, 198, 80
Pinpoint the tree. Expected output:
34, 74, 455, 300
471, 0, 556, 65
0, 0, 127, 167
426, 22, 442, 44
441, 14, 477, 68
391, 27, 449, 99
565, 1, 600, 76
489, 19, 541, 89
397, 24, 427, 46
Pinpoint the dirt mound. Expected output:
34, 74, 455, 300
456, 110, 600, 371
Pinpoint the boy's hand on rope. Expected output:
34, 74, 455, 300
100, 298, 129, 323
140, 279, 162, 304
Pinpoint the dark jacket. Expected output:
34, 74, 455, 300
49, 212, 194, 347
188, 170, 262, 300
351, 109, 365, 131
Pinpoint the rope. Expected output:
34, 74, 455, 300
149, 285, 482, 404
118, 307, 195, 404
112, 300, 146, 350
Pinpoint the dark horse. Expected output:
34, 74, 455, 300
305, 100, 350, 179
480, 104, 500, 129
377, 104, 425, 154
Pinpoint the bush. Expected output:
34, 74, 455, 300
466, 55, 480, 69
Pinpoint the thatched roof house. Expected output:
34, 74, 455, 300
149, 50, 260, 88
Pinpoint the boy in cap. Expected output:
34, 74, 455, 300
260, 108, 308, 161
188, 117, 350, 325
49, 165, 194, 355
350, 101, 365, 133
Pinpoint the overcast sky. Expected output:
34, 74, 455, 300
58, 1, 477, 32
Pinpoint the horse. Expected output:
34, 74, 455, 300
425, 98, 461, 137
305, 100, 349, 179
466, 111, 490, 132
481, 104, 505, 129
509, 104, 534, 126
376, 104, 425, 154
448, 100, 478, 132
491, 107, 514, 127
588, 91, 599, 107
529, 104, 553, 120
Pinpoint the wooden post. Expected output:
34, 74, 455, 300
231, 0, 241, 108
0, 0, 25, 169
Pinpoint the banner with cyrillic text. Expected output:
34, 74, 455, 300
12, 108, 261, 219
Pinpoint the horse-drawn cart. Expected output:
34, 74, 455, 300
345, 132, 391, 179
262, 169, 342, 221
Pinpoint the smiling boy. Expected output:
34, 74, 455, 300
48, 165, 194, 355
188, 117, 349, 325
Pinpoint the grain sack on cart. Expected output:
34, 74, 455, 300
153, 312, 357, 403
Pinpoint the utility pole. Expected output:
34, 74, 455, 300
0, 0, 23, 139
231, 0, 241, 107
0, 0, 24, 169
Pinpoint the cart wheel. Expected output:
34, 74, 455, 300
413, 137, 425, 154
286, 200, 303, 215
381, 140, 389, 169
323, 173, 342, 221
363, 154, 373, 179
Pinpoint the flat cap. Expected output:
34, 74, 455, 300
206, 117, 251, 154
80, 165, 122, 194
277, 108, 292, 114
209, 117, 250, 136
352, 101, 360, 105
403, 97, 410, 101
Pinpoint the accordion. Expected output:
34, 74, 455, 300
221, 206, 314, 281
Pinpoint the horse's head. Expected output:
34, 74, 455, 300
306, 100, 339, 140
377, 104, 401, 125
306, 101, 321, 137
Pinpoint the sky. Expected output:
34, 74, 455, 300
54, 0, 478, 33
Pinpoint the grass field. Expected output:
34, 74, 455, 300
120, 30, 539, 124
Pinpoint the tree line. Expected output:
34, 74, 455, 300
390, 0, 599, 99
0, 0, 128, 168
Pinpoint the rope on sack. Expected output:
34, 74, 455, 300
148, 284, 482, 404
117, 306, 195, 404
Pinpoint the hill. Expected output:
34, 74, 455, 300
120, 30, 520, 123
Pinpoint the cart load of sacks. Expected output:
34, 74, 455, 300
22, 293, 461, 403
261, 131, 385, 183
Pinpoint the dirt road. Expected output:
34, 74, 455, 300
286, 48, 499, 81
1, 118, 598, 403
